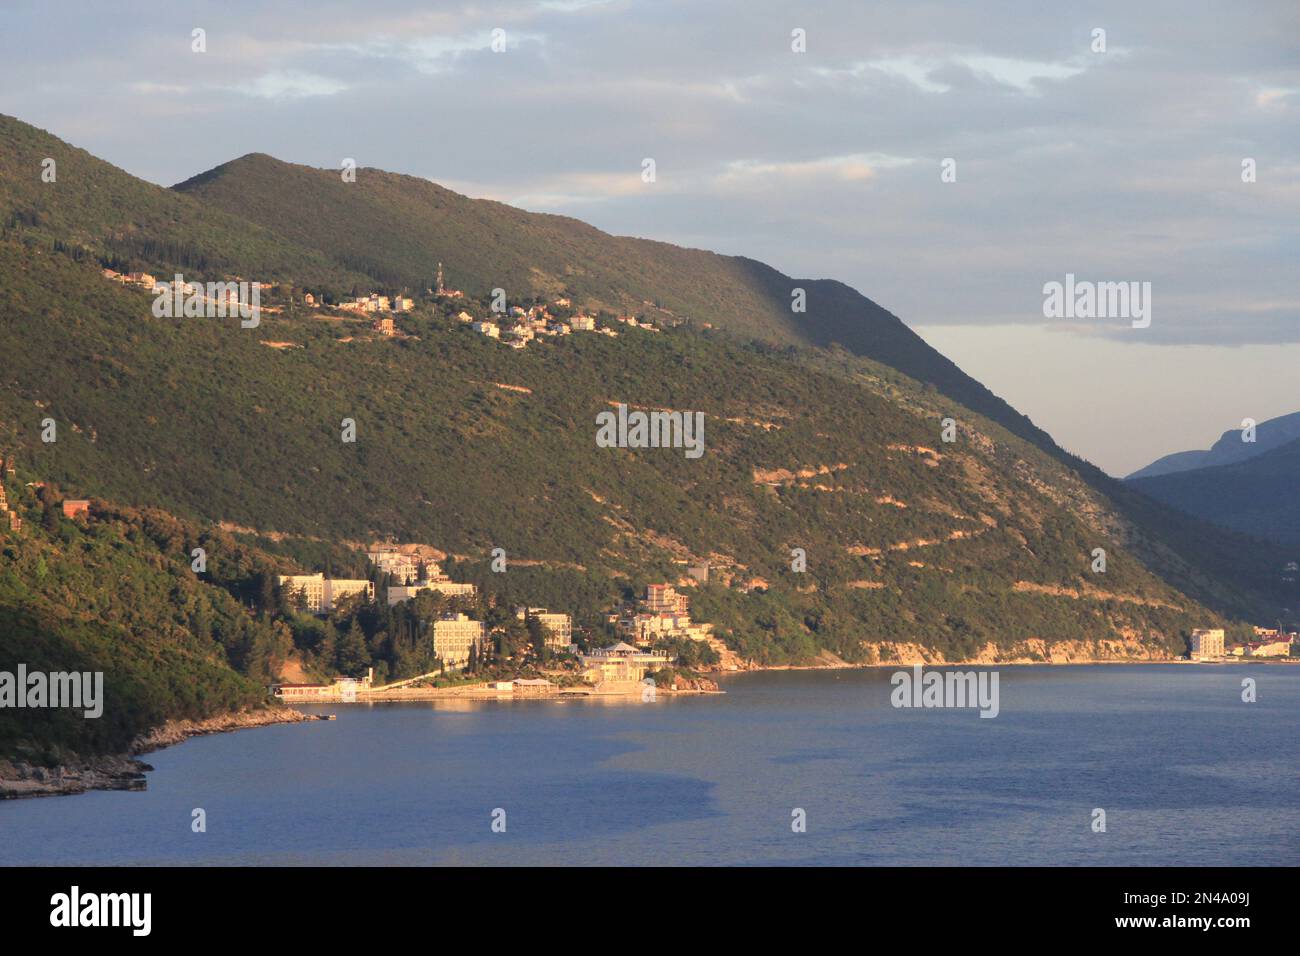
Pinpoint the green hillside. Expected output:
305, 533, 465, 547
0, 490, 294, 761
167, 147, 1293, 622
0, 235, 1244, 669
172, 151, 1058, 448
0, 114, 369, 291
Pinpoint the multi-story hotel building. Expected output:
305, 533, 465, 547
515, 607, 573, 651
644, 584, 689, 615
387, 580, 478, 606
433, 613, 487, 668
1189, 628, 1225, 660
279, 573, 375, 615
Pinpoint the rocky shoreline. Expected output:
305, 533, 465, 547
0, 707, 312, 800
709, 637, 1183, 672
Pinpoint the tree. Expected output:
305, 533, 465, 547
334, 620, 370, 676
527, 615, 548, 664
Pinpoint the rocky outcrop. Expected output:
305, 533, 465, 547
128, 707, 312, 756
669, 675, 722, 693
869, 638, 1174, 666
1, 707, 311, 800
0, 753, 150, 799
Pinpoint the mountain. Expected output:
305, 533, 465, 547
1, 109, 1295, 733
1129, 437, 1300, 546
1126, 410, 1300, 480
164, 148, 1298, 622
172, 152, 1059, 452
0, 114, 370, 289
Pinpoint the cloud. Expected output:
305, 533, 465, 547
231, 71, 350, 100
0, 0, 1295, 355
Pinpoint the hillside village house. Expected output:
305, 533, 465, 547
368, 548, 419, 583
0, 460, 21, 532
278, 573, 375, 615
373, 549, 478, 606
645, 583, 689, 614
617, 583, 713, 644
433, 613, 487, 668
472, 321, 500, 338
61, 499, 90, 519
1189, 628, 1225, 660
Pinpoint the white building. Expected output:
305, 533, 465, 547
580, 642, 671, 682
1189, 628, 1225, 660
278, 573, 375, 614
367, 548, 419, 585
514, 607, 573, 651
387, 580, 478, 606
472, 321, 500, 338
433, 613, 487, 668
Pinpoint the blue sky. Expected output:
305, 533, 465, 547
1, 0, 1296, 474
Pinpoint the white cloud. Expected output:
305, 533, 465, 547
232, 71, 349, 100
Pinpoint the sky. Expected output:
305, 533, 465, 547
1, 0, 1296, 476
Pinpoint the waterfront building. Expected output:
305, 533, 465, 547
433, 613, 487, 668
1189, 628, 1225, 660
580, 642, 671, 682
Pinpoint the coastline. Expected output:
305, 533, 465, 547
0, 706, 312, 801
5, 654, 1288, 801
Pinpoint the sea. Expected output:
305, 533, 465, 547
2, 665, 1295, 866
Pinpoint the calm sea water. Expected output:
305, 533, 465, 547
2, 665, 1296, 866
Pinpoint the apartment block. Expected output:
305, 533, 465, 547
433, 613, 487, 668
514, 607, 573, 650
279, 573, 375, 614
1189, 628, 1225, 660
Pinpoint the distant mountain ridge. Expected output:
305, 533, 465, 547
1126, 410, 1300, 480
1129, 435, 1300, 546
